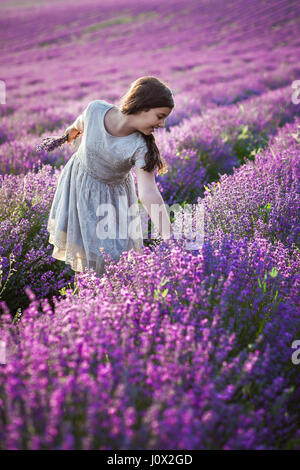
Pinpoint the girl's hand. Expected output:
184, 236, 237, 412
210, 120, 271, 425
65, 127, 83, 145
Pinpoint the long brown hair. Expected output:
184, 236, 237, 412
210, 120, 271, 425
118, 76, 174, 175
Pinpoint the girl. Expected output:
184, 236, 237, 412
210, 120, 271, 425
46, 76, 175, 277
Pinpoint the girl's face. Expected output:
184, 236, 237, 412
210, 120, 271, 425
136, 107, 172, 135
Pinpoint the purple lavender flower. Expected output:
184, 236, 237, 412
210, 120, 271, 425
36, 133, 69, 153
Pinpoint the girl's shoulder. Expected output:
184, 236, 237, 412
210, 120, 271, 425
82, 100, 108, 123
86, 99, 106, 111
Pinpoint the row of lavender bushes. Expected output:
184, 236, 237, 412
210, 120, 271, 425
0, 227, 299, 448
0, 115, 299, 449
203, 116, 300, 249
155, 84, 300, 204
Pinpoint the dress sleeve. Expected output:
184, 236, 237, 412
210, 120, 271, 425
65, 100, 95, 133
133, 143, 147, 168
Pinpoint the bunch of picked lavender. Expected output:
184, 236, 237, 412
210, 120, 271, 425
36, 133, 69, 153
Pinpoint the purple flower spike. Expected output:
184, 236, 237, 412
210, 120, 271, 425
36, 133, 69, 153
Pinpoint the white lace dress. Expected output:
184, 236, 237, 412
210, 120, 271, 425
46, 99, 148, 276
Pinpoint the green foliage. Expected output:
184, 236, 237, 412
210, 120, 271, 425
254, 268, 282, 337
232, 125, 269, 164
154, 276, 170, 300
257, 202, 272, 224
59, 282, 79, 298
83, 16, 134, 33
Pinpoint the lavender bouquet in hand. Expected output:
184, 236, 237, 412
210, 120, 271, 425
36, 133, 71, 153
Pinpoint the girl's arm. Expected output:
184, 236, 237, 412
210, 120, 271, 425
65, 126, 83, 145
64, 102, 93, 144
64, 114, 84, 145
67, 113, 84, 133
65, 100, 101, 144
134, 167, 174, 240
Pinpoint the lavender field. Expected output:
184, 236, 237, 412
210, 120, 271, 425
0, 0, 300, 450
